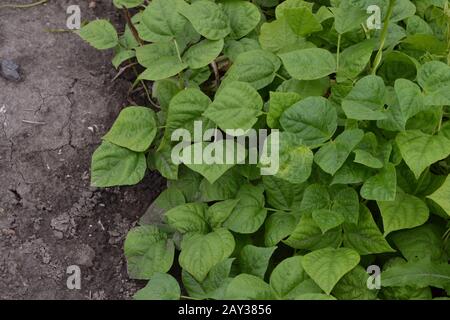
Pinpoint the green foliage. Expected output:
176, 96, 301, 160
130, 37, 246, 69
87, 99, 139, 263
80, 0, 450, 300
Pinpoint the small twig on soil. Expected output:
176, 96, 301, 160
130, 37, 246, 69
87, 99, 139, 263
122, 8, 143, 46
44, 29, 74, 33
127, 96, 139, 106
141, 81, 160, 110
111, 62, 138, 82
0, 0, 47, 9
22, 120, 46, 125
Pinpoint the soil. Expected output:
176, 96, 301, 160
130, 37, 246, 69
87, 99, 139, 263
0, 0, 165, 299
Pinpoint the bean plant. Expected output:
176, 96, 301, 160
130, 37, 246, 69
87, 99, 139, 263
78, 0, 450, 300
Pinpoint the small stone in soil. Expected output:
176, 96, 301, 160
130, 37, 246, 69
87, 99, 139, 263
0, 59, 22, 82
74, 244, 96, 267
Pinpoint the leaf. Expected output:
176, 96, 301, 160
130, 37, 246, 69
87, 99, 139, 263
199, 168, 245, 201
261, 132, 314, 184
222, 0, 261, 39
391, 0, 417, 22
153, 79, 181, 110
226, 274, 275, 300
302, 247, 360, 294
402, 34, 447, 58
264, 211, 298, 246
284, 7, 323, 36
331, 187, 360, 225
91, 141, 146, 187
418, 61, 450, 105
377, 51, 418, 86
113, 0, 144, 9
396, 130, 450, 179
406, 15, 433, 36
338, 39, 375, 81
343, 205, 395, 255
140, 187, 186, 225
378, 79, 425, 131
179, 228, 235, 282
377, 191, 429, 236
78, 20, 118, 50
112, 49, 135, 69
133, 273, 180, 300
426, 175, 450, 217
262, 175, 305, 211
124, 225, 175, 279
169, 166, 202, 202
178, 0, 231, 40
312, 209, 345, 234
295, 293, 337, 300
238, 245, 277, 278
182, 258, 234, 299
270, 256, 322, 299
300, 184, 331, 212
277, 78, 330, 98
332, 266, 378, 300
353, 133, 391, 169
259, 18, 308, 54
342, 75, 387, 120
139, 0, 188, 42
267, 91, 302, 129
165, 203, 209, 234
331, 6, 368, 34
280, 96, 337, 146
224, 184, 267, 234
179, 141, 246, 184
332, 161, 374, 185
224, 38, 261, 61
163, 88, 212, 142
391, 224, 447, 262
136, 42, 188, 80
183, 39, 224, 69
382, 260, 450, 290
279, 48, 336, 80
203, 81, 263, 132
147, 147, 179, 180
223, 50, 281, 89
207, 199, 240, 229
360, 163, 397, 201
314, 129, 364, 175
275, 0, 314, 19
154, 187, 186, 211
103, 107, 157, 152
284, 212, 342, 251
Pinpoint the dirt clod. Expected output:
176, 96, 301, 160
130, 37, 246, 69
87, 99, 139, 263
0, 59, 21, 82
73, 244, 96, 267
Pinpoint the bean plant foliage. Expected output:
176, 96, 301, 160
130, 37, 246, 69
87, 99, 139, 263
79, 0, 450, 300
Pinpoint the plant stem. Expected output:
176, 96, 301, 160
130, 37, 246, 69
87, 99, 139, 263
172, 39, 186, 88
180, 295, 200, 300
122, 8, 143, 46
210, 61, 220, 88
173, 39, 183, 63
361, 23, 371, 39
371, 0, 396, 75
336, 34, 342, 71
0, 0, 47, 9
275, 73, 288, 81
437, 111, 444, 133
